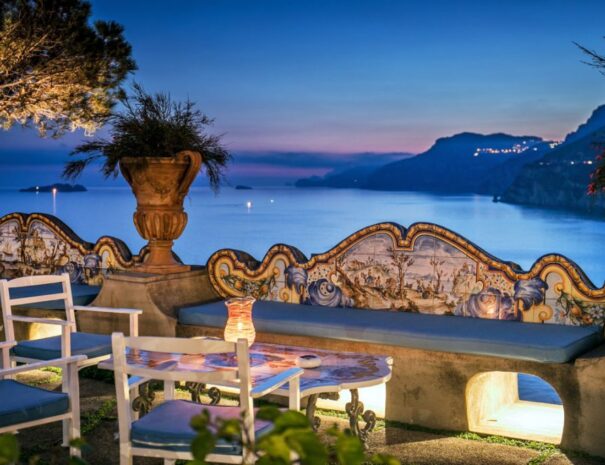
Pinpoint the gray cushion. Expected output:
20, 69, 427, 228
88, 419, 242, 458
11, 332, 111, 361
10, 283, 100, 310
131, 400, 272, 453
178, 300, 603, 363
0, 380, 69, 427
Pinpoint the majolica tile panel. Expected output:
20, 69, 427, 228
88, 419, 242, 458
208, 222, 605, 327
0, 212, 138, 285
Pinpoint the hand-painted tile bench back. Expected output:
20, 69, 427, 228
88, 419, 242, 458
0, 212, 138, 285
206, 222, 605, 327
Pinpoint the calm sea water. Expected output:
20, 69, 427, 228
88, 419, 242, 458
1, 186, 603, 284
2, 186, 603, 404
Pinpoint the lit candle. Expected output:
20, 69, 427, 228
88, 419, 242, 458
224, 296, 256, 346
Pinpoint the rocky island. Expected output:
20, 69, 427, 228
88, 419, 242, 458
19, 183, 87, 193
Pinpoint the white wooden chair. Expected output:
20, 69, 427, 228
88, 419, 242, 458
112, 333, 304, 465
0, 273, 141, 368
0, 340, 85, 457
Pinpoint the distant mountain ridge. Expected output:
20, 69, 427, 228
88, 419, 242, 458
297, 132, 552, 195
365, 132, 549, 194
295, 104, 605, 214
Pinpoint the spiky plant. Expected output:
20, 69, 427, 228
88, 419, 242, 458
63, 84, 230, 191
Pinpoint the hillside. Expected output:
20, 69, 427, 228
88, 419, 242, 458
296, 133, 551, 193
365, 132, 552, 194
501, 112, 605, 214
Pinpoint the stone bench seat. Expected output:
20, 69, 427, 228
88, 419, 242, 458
179, 300, 603, 364
9, 283, 100, 310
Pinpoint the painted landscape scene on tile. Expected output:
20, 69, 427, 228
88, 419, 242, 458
209, 223, 605, 327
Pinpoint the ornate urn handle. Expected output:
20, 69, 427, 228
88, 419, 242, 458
176, 150, 202, 196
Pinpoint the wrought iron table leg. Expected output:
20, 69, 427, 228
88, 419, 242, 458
305, 394, 321, 431
132, 382, 155, 416
305, 392, 340, 431
185, 382, 222, 405
345, 388, 376, 445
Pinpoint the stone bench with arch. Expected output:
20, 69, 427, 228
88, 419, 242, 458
178, 222, 605, 457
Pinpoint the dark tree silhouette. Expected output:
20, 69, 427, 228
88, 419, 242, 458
0, 0, 136, 136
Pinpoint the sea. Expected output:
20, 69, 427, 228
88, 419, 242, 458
2, 185, 604, 405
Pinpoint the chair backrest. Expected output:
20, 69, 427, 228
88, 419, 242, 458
0, 273, 76, 342
111, 333, 255, 446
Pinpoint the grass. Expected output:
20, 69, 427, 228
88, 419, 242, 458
81, 399, 117, 435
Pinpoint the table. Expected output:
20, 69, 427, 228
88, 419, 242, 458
99, 342, 393, 443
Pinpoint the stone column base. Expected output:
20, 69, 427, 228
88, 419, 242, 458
79, 267, 219, 337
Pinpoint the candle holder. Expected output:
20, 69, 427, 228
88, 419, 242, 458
224, 296, 256, 346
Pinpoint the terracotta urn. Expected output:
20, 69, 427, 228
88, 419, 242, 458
119, 150, 202, 274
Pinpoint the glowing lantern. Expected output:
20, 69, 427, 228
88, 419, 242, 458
224, 296, 256, 346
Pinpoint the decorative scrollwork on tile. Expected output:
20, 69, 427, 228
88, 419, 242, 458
207, 222, 605, 326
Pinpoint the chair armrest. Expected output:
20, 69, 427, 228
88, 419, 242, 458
73, 305, 142, 315
0, 341, 16, 350
7, 315, 72, 326
251, 367, 304, 398
73, 305, 142, 336
0, 355, 87, 377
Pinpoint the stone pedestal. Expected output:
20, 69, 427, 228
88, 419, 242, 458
79, 267, 219, 337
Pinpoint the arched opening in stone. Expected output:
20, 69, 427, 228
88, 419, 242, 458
466, 371, 563, 443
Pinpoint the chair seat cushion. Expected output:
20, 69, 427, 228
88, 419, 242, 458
178, 301, 603, 363
0, 380, 69, 427
11, 332, 111, 361
131, 400, 272, 453
10, 283, 100, 310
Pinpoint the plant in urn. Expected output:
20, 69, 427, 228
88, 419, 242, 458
63, 84, 230, 274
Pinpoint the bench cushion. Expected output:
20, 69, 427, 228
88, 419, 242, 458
0, 380, 69, 427
10, 283, 100, 310
131, 400, 272, 453
11, 332, 111, 361
179, 301, 603, 363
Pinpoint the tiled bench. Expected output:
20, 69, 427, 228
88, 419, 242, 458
177, 222, 605, 457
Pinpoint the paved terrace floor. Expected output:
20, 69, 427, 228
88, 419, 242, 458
14, 370, 605, 465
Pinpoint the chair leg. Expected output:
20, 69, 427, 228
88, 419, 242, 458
62, 419, 70, 448
119, 444, 133, 465
68, 419, 81, 458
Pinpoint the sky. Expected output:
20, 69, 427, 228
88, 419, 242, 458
2, 0, 605, 186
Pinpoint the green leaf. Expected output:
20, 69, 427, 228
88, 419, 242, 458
272, 410, 311, 434
0, 434, 19, 465
190, 410, 211, 431
255, 406, 282, 422
256, 434, 292, 462
285, 430, 328, 465
190, 430, 216, 462
217, 418, 241, 441
335, 433, 365, 465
